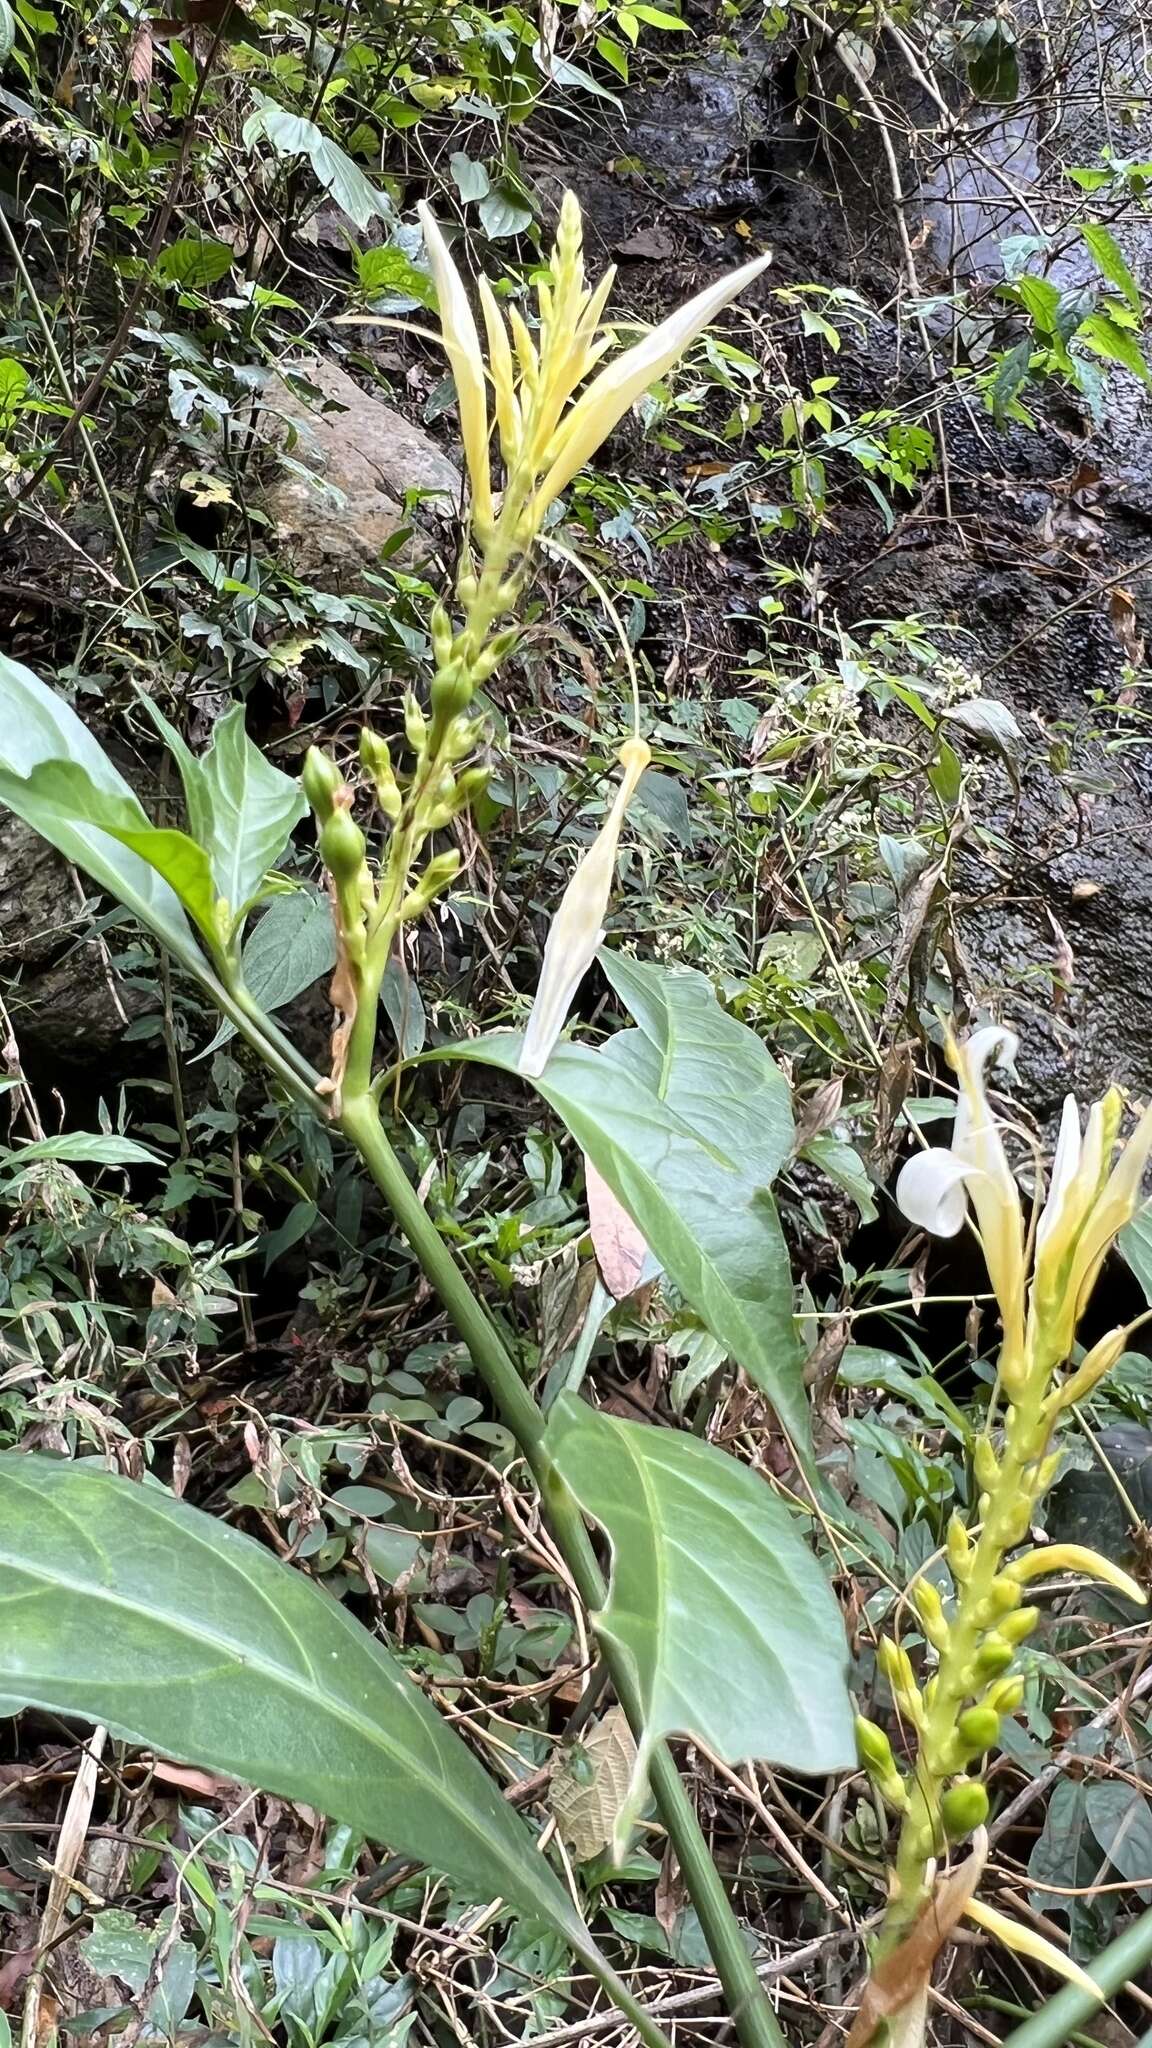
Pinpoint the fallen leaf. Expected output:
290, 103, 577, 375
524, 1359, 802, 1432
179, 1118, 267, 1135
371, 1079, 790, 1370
550, 1708, 638, 1862
585, 1159, 649, 1299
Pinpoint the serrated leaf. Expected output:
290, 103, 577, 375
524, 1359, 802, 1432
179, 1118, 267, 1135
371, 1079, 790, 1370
0, 1455, 605, 1973
1077, 309, 1150, 384
423, 955, 809, 1463
0, 656, 203, 977
546, 1396, 854, 1853
1080, 223, 1141, 314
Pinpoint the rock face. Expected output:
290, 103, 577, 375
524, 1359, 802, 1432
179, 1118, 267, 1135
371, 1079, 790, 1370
0, 814, 136, 1065
258, 355, 461, 590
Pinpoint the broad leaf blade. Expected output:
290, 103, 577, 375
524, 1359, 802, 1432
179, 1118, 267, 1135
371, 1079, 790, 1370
197, 706, 306, 916
426, 1003, 808, 1462
0, 656, 200, 971
547, 1395, 854, 1851
0, 1455, 597, 1960
199, 890, 337, 1057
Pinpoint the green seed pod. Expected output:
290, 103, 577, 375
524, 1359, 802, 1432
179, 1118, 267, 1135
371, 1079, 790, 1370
972, 1632, 1015, 1679
302, 746, 342, 821
941, 1780, 989, 1841
912, 1580, 950, 1652
997, 1604, 1040, 1645
957, 1706, 1001, 1756
985, 1674, 1026, 1716
974, 1436, 1000, 1491
319, 806, 366, 880
430, 602, 455, 668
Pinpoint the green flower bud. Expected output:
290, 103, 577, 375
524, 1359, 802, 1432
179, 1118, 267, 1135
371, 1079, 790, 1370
404, 690, 428, 754
430, 601, 455, 668
996, 1604, 1039, 1645
359, 730, 403, 822
319, 806, 366, 881
971, 1632, 1015, 1679
941, 1780, 989, 1841
302, 746, 342, 821
855, 1716, 907, 1810
947, 1513, 973, 1582
470, 626, 520, 684
985, 1674, 1026, 1716
982, 1575, 1023, 1618
400, 848, 461, 920
443, 713, 485, 764
430, 660, 472, 723
974, 1436, 1000, 1491
956, 1706, 1000, 1756
912, 1579, 950, 1652
456, 572, 479, 606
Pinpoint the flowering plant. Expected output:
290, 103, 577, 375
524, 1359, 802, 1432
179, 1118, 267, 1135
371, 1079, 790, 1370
854, 1026, 1152, 2044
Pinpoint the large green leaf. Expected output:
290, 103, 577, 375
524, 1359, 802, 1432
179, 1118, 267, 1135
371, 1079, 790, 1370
427, 959, 808, 1461
10, 759, 222, 943
547, 1395, 854, 1851
195, 707, 306, 917
0, 1454, 599, 1964
0, 655, 201, 973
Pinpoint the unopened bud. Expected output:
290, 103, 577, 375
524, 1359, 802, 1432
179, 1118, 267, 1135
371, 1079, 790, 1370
957, 1706, 1000, 1756
948, 1513, 974, 1582
471, 626, 520, 684
941, 1780, 989, 1840
430, 660, 472, 723
912, 1580, 950, 1652
855, 1716, 907, 1810
997, 1605, 1039, 1645
430, 601, 455, 668
302, 746, 342, 821
985, 1674, 1026, 1716
319, 803, 366, 881
974, 1436, 1000, 1492
404, 691, 428, 754
401, 848, 461, 920
1052, 1327, 1128, 1411
971, 1632, 1015, 1680
359, 730, 403, 822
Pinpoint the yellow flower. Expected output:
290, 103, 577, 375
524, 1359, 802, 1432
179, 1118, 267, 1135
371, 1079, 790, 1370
896, 1027, 1027, 1373
417, 203, 493, 529
1031, 1089, 1152, 1356
519, 738, 651, 1079
535, 247, 773, 511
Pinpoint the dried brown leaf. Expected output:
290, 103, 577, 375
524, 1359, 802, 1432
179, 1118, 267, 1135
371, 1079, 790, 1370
586, 1159, 648, 1300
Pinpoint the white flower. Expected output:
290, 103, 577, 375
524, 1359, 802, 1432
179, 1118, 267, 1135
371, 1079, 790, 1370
417, 203, 493, 529
519, 738, 650, 1078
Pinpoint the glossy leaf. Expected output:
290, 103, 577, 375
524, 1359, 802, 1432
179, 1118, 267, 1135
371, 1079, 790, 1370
243, 99, 395, 232
200, 890, 337, 1056
0, 1454, 601, 1965
1, 1133, 160, 1170
427, 958, 808, 1461
547, 1395, 854, 1850
0, 656, 202, 974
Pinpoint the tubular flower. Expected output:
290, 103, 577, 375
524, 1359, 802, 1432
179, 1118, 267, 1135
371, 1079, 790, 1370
419, 187, 770, 554
1030, 1087, 1152, 1357
519, 738, 651, 1078
896, 1026, 1027, 1372
417, 203, 493, 530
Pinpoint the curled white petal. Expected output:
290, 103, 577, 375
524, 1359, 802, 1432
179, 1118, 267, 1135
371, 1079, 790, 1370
519, 740, 649, 1079
417, 204, 492, 526
1036, 1093, 1083, 1247
895, 1149, 972, 1237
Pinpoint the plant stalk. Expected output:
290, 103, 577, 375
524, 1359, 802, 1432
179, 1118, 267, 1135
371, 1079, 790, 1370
339, 1093, 787, 2048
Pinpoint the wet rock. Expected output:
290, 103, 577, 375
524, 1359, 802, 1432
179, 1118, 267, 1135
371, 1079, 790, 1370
257, 355, 460, 591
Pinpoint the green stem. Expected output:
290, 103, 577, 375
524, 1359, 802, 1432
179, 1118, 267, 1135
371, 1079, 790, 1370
999, 1904, 1152, 2048
339, 1094, 786, 2048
